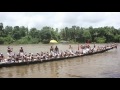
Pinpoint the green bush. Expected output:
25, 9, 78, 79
30, 38, 39, 44
95, 37, 106, 43
42, 39, 49, 44
16, 36, 28, 44
16, 36, 40, 44
69, 40, 75, 44
4, 36, 14, 44
0, 37, 4, 44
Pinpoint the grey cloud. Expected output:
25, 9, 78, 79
0, 12, 120, 29
81, 12, 106, 23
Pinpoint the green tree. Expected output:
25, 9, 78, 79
0, 37, 4, 44
40, 26, 52, 43
13, 31, 21, 40
0, 23, 4, 36
83, 30, 92, 43
4, 26, 13, 35
94, 36, 106, 43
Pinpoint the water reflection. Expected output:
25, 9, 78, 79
8, 72, 13, 77
37, 64, 40, 72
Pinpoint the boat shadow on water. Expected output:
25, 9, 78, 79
101, 70, 120, 78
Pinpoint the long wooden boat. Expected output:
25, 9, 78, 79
0, 47, 115, 68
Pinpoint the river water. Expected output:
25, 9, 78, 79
0, 44, 119, 78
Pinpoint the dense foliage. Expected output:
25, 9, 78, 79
0, 23, 120, 44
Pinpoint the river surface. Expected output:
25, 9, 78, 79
0, 44, 119, 78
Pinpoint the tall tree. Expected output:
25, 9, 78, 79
0, 23, 3, 36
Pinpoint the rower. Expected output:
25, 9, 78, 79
91, 44, 96, 52
69, 45, 73, 55
0, 53, 5, 62
15, 54, 20, 62
7, 46, 12, 56
7, 55, 12, 62
61, 51, 64, 58
40, 52, 44, 60
43, 53, 46, 59
80, 45, 83, 54
115, 45, 117, 49
36, 53, 40, 60
24, 54, 28, 61
50, 46, 54, 53
115, 43, 117, 49
31, 53, 34, 61
46, 52, 50, 59
97, 46, 100, 51
94, 44, 96, 48
27, 53, 31, 61
19, 46, 24, 57
55, 46, 59, 54
49, 52, 53, 59
64, 51, 67, 57
0, 53, 1, 62
76, 44, 80, 54
69, 45, 72, 50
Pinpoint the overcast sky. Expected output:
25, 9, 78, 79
0, 12, 120, 30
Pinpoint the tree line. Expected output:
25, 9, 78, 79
0, 23, 120, 44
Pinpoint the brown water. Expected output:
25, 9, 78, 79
0, 44, 119, 78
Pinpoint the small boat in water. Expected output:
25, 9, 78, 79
0, 46, 116, 68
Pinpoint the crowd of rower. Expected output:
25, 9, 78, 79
0, 43, 117, 63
